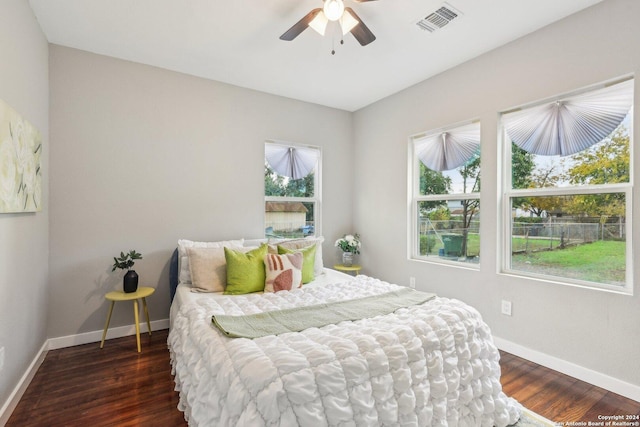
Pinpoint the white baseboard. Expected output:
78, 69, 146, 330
0, 341, 48, 427
48, 318, 170, 350
0, 318, 170, 425
494, 336, 640, 403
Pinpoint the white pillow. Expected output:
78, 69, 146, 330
243, 238, 268, 247
275, 236, 325, 277
177, 239, 244, 284
187, 247, 227, 293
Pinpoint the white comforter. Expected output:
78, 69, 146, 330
168, 275, 521, 427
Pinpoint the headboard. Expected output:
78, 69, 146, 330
169, 248, 179, 303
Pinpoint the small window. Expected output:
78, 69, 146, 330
264, 141, 321, 238
409, 121, 481, 265
501, 78, 633, 292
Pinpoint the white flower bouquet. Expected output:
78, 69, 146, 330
335, 233, 361, 254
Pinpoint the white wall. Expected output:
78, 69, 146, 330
353, 0, 640, 390
48, 45, 354, 337
0, 0, 49, 412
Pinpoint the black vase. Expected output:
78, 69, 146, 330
123, 270, 139, 293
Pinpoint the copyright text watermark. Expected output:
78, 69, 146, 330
555, 415, 640, 427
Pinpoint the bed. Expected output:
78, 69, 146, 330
168, 238, 521, 426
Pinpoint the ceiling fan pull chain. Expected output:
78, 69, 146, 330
331, 30, 336, 55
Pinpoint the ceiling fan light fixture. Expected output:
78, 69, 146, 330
339, 9, 359, 35
323, 0, 345, 21
309, 11, 329, 35
280, 1, 376, 47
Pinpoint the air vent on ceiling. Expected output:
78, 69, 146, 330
416, 3, 462, 33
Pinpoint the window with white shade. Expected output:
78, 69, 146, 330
501, 78, 633, 293
264, 141, 321, 238
409, 121, 481, 265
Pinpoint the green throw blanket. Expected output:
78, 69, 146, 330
211, 287, 436, 339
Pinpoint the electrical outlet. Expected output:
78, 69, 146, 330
501, 300, 512, 316
0, 347, 5, 372
409, 277, 416, 289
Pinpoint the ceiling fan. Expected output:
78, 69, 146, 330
280, 0, 377, 47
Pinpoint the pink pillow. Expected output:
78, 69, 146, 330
264, 253, 303, 293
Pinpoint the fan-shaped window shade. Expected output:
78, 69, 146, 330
415, 122, 480, 172
503, 79, 633, 156
265, 144, 319, 179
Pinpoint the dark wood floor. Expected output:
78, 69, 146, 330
7, 329, 186, 427
7, 329, 639, 426
500, 351, 640, 422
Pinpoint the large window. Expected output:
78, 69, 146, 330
409, 121, 481, 265
264, 141, 321, 238
501, 78, 633, 293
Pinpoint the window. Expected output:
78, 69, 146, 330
409, 121, 481, 265
501, 78, 633, 293
264, 141, 321, 238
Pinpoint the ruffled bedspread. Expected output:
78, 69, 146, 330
168, 275, 521, 427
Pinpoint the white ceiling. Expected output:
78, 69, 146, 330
29, 0, 603, 111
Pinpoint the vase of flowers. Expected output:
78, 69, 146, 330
335, 234, 361, 267
112, 250, 143, 293
342, 252, 354, 267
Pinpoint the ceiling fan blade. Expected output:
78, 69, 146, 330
345, 7, 376, 46
280, 8, 322, 41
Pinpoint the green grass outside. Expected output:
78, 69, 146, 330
420, 234, 625, 285
512, 240, 625, 284
465, 234, 480, 255
512, 236, 559, 252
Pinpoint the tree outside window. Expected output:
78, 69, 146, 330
264, 142, 320, 238
502, 78, 633, 292
411, 121, 481, 264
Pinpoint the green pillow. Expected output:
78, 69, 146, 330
224, 244, 268, 295
278, 244, 316, 284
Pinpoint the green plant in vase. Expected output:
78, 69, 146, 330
112, 250, 143, 293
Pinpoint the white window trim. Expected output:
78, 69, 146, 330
264, 140, 322, 236
407, 126, 481, 269
499, 124, 633, 295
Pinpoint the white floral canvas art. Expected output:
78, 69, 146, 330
0, 99, 42, 213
